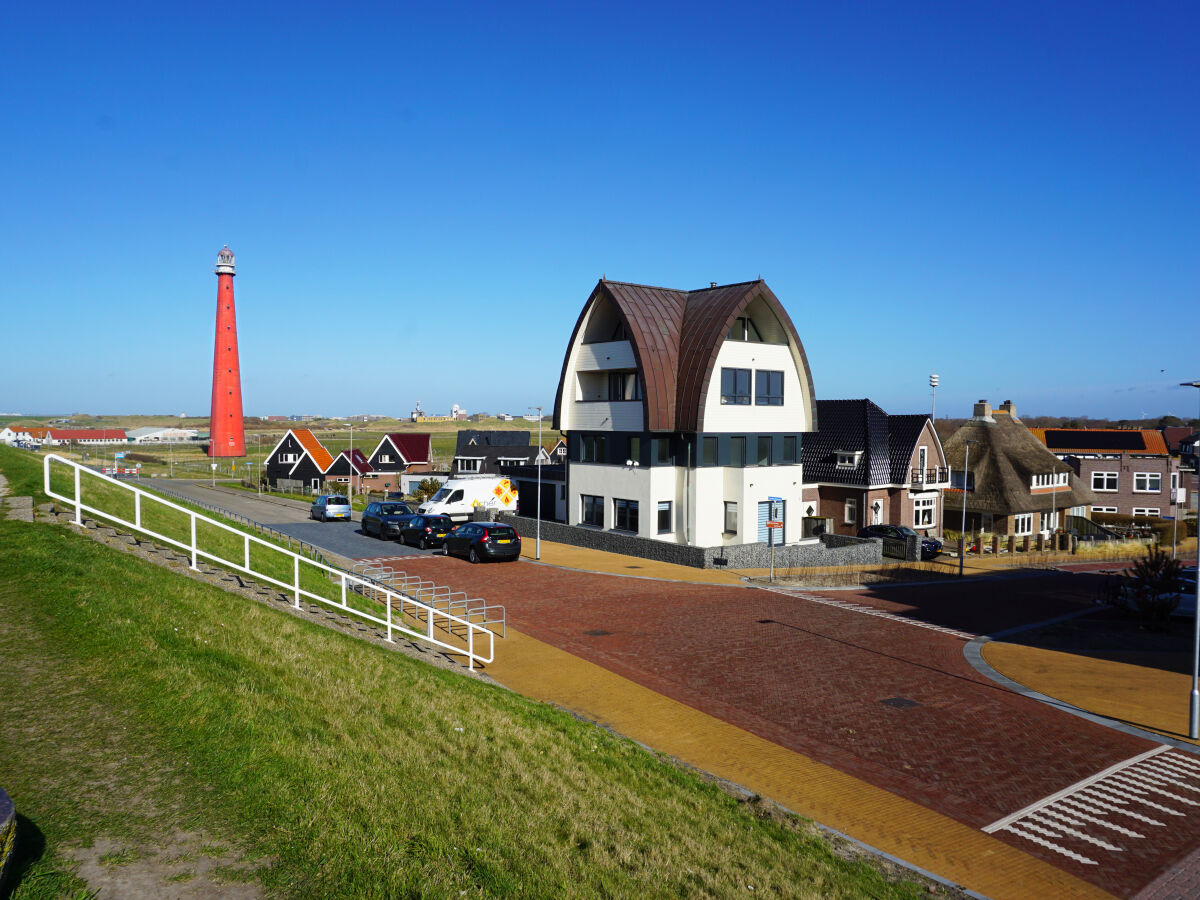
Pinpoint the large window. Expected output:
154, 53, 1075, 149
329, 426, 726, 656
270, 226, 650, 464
457, 458, 482, 473
614, 498, 639, 532
723, 501, 738, 534
914, 496, 935, 527
757, 436, 772, 466
657, 501, 672, 534
628, 436, 641, 462
1132, 507, 1160, 517
730, 436, 746, 467
845, 498, 857, 524
1092, 471, 1118, 492
727, 316, 762, 342
1134, 472, 1162, 493
1092, 506, 1118, 513
720, 368, 751, 405
607, 372, 642, 401
581, 494, 603, 527
755, 370, 784, 406
782, 436, 797, 464
654, 438, 672, 465
1012, 513, 1033, 535
580, 435, 607, 463
702, 436, 717, 466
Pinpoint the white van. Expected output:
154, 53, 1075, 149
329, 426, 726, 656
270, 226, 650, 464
418, 476, 518, 522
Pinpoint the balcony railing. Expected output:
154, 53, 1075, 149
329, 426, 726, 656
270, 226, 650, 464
911, 466, 950, 487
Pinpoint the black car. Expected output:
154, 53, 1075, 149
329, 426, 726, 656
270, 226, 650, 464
857, 524, 943, 560
397, 515, 455, 549
443, 521, 521, 563
361, 501, 415, 540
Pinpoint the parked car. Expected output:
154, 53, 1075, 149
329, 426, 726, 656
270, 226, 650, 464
857, 524, 943, 560
443, 521, 521, 563
397, 514, 455, 549
361, 501, 414, 539
310, 494, 352, 522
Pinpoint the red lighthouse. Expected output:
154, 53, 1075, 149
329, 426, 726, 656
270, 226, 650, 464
208, 246, 246, 457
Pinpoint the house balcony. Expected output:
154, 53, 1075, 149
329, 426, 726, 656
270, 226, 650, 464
911, 467, 950, 488
570, 400, 643, 431
575, 340, 635, 372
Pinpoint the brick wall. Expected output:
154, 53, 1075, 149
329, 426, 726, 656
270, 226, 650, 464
1069, 456, 1180, 517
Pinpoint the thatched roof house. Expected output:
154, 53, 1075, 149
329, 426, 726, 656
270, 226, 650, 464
943, 400, 1095, 534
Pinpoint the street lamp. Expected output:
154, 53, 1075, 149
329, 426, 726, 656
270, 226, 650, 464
342, 422, 355, 495
958, 439, 979, 578
1180, 380, 1200, 739
930, 373, 939, 423
530, 405, 542, 560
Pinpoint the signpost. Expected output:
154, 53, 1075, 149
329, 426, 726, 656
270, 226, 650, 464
767, 497, 783, 582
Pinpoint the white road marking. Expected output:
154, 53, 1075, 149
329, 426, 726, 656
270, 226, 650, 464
983, 747, 1200, 867
761, 587, 977, 640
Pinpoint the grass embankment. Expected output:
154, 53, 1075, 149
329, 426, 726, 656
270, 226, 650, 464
0, 525, 932, 899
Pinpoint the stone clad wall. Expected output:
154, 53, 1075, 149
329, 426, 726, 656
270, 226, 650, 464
498, 513, 882, 569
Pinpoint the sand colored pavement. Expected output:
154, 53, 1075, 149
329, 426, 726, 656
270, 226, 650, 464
487, 627, 1114, 900
982, 642, 1200, 747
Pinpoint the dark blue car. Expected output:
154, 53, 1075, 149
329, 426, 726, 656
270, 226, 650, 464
857, 524, 943, 560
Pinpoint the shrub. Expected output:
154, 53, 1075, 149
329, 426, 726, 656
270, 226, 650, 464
1122, 548, 1185, 630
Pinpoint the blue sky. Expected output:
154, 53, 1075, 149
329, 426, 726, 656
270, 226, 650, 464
3, 1, 1197, 421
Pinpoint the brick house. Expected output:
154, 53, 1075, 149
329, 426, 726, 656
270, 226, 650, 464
800, 399, 949, 537
361, 433, 433, 494
1030, 426, 1186, 519
943, 400, 1095, 537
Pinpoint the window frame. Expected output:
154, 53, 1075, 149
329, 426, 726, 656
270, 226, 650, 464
580, 494, 604, 527
613, 498, 639, 533
657, 500, 672, 534
782, 436, 797, 464
1092, 506, 1118, 513
720, 367, 751, 405
723, 501, 738, 534
913, 496, 935, 527
701, 436, 717, 466
754, 369, 784, 406
1092, 471, 1118, 492
1012, 513, 1033, 535
756, 436, 772, 466
1132, 507, 1161, 517
1133, 472, 1162, 493
844, 498, 857, 524
730, 436, 746, 467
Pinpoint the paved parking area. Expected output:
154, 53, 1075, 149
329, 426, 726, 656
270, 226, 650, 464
383, 555, 1200, 899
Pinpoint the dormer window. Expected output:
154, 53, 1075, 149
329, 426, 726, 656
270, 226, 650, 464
727, 316, 763, 342
609, 322, 629, 341
835, 451, 862, 469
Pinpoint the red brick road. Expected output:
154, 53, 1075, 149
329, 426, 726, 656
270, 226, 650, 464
390, 556, 1200, 898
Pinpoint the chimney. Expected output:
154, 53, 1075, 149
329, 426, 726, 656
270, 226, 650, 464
710, 281, 717, 288
998, 399, 1019, 420
972, 399, 995, 422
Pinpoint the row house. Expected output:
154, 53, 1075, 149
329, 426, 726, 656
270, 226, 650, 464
553, 277, 816, 546
800, 399, 950, 538
1031, 426, 1186, 519
263, 429, 335, 491
452, 431, 534, 476
943, 400, 1095, 536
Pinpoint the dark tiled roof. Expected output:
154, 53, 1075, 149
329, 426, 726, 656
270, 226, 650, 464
552, 278, 817, 433
327, 448, 373, 476
802, 400, 911, 486
455, 430, 532, 454
1162, 426, 1197, 453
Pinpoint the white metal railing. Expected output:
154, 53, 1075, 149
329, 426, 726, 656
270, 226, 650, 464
350, 562, 507, 638
44, 454, 494, 667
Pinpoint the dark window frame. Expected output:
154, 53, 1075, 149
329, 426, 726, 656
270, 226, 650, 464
720, 368, 751, 405
657, 500, 672, 534
755, 370, 784, 406
613, 498, 639, 533
581, 494, 604, 527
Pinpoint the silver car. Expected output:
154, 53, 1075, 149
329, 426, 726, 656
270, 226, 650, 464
310, 494, 352, 522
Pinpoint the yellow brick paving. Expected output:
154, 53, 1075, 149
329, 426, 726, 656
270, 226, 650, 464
983, 642, 1200, 747
487, 628, 1114, 900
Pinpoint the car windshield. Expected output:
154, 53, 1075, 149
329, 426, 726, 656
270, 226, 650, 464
327, 497, 348, 505
430, 488, 450, 502
429, 517, 452, 527
380, 504, 408, 515
895, 526, 918, 537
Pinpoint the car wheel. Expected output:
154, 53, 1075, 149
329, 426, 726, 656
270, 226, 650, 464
469, 547, 480, 564
419, 536, 429, 550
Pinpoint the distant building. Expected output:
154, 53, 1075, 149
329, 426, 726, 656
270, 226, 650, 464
127, 426, 198, 443
1031, 424, 1185, 519
45, 429, 128, 446
452, 430, 534, 475
263, 429, 335, 491
362, 433, 434, 493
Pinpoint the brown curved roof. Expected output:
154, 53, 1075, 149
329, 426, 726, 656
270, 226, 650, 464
553, 278, 816, 433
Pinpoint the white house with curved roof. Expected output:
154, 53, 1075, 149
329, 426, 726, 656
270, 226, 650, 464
554, 278, 817, 547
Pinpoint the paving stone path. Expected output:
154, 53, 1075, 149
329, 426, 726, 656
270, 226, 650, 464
388, 554, 1200, 899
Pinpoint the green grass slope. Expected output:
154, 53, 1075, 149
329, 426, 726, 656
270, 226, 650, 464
0, 450, 932, 898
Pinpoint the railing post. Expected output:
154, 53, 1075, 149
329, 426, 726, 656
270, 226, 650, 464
341, 573, 347, 608
74, 465, 82, 525
468, 626, 475, 669
244, 534, 250, 571
386, 593, 393, 642
135, 492, 141, 529
190, 513, 198, 569
293, 556, 301, 608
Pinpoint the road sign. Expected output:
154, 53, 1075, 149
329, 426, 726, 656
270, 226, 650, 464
1163, 515, 1176, 520
114, 452, 125, 459
768, 496, 782, 502
766, 521, 783, 528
